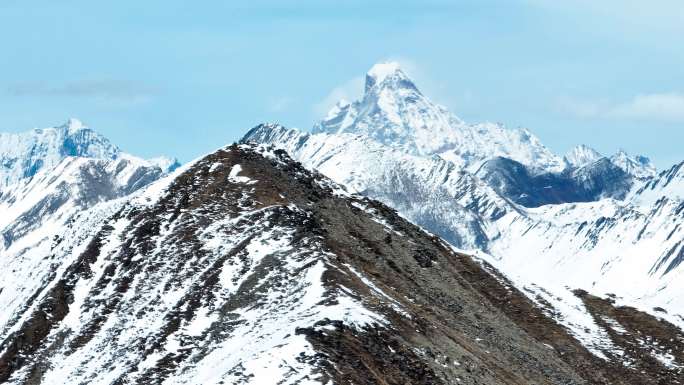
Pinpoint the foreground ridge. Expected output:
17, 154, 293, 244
1, 143, 682, 384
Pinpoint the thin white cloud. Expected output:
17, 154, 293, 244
383, 56, 421, 78
526, 0, 684, 34
560, 93, 684, 123
267, 96, 295, 112
7, 80, 158, 105
313, 76, 364, 118
609, 93, 684, 121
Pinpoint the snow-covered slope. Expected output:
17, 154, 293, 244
244, 123, 684, 321
564, 145, 603, 168
0, 119, 179, 189
0, 155, 170, 337
3, 143, 681, 384
244, 123, 511, 250
486, 196, 684, 315
630, 161, 684, 206
0, 122, 181, 355
610, 150, 657, 179
314, 62, 565, 173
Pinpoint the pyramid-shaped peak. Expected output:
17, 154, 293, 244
614, 149, 629, 157
564, 144, 603, 168
49, 118, 90, 135
367, 62, 403, 82
66, 117, 86, 130
365, 62, 414, 93
610, 149, 656, 178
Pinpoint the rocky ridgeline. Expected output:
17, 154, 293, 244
1, 144, 682, 384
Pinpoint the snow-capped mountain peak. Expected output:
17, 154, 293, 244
366, 61, 401, 81
610, 149, 656, 179
0, 119, 180, 189
64, 117, 87, 132
312, 62, 564, 173
364, 61, 416, 93
313, 61, 434, 139
564, 144, 603, 168
0, 119, 121, 188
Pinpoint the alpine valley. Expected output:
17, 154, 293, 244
1, 64, 683, 385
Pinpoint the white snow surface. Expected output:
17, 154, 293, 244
469, 249, 683, 367
610, 150, 657, 179
366, 61, 403, 86
564, 144, 603, 168
227, 164, 256, 184
629, 161, 684, 206
312, 63, 565, 173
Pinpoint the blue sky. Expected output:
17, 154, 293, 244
1, 0, 682, 167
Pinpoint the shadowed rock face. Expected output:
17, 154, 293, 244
475, 157, 633, 208
1, 144, 682, 384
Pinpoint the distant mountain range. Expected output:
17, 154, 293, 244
1, 64, 683, 384
0, 118, 179, 189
